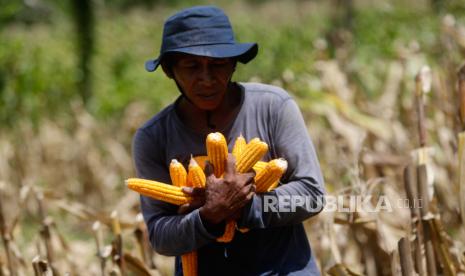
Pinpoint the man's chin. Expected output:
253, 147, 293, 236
198, 104, 220, 111
195, 99, 222, 111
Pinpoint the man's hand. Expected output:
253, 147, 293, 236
199, 154, 256, 225
178, 187, 206, 214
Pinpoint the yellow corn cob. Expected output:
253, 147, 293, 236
170, 159, 187, 187
267, 180, 281, 191
252, 160, 267, 173
232, 134, 246, 160
236, 138, 268, 173
238, 159, 287, 234
237, 227, 250, 233
193, 155, 209, 170
206, 132, 228, 177
255, 159, 288, 193
182, 251, 198, 276
216, 220, 236, 243
129, 187, 188, 205
205, 134, 237, 241
126, 178, 191, 205
187, 157, 206, 188
195, 154, 258, 171
179, 158, 202, 276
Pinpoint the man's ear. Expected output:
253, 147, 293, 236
161, 63, 174, 79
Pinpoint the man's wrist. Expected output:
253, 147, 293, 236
199, 207, 226, 237
237, 195, 255, 227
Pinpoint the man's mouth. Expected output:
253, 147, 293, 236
197, 93, 217, 100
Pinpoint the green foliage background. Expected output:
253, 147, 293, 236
1, 0, 464, 128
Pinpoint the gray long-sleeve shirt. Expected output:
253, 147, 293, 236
132, 82, 325, 275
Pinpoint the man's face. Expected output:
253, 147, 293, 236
170, 54, 236, 110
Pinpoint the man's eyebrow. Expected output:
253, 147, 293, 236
180, 55, 200, 61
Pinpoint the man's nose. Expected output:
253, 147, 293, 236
198, 65, 214, 83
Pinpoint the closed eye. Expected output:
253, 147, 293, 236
179, 61, 198, 68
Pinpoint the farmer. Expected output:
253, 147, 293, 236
133, 5, 325, 275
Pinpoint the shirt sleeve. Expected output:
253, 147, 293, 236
133, 128, 217, 256
238, 98, 326, 229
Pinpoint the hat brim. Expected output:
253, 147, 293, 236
145, 42, 258, 72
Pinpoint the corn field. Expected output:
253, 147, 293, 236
1, 1, 465, 276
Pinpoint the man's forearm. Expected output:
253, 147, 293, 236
141, 197, 217, 256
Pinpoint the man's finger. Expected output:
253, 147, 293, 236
246, 191, 255, 201
178, 203, 192, 214
204, 161, 215, 180
191, 187, 206, 197
248, 167, 257, 176
178, 198, 205, 214
242, 171, 256, 185
181, 186, 194, 195
241, 183, 255, 195
224, 153, 237, 177
249, 184, 256, 193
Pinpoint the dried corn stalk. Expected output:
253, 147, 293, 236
459, 133, 465, 228
458, 65, 465, 228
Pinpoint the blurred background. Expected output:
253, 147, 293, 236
1, 0, 465, 275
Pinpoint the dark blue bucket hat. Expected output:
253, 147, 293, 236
145, 5, 258, 72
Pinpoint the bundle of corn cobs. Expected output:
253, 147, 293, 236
126, 132, 288, 276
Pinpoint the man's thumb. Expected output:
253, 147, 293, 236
204, 161, 214, 177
